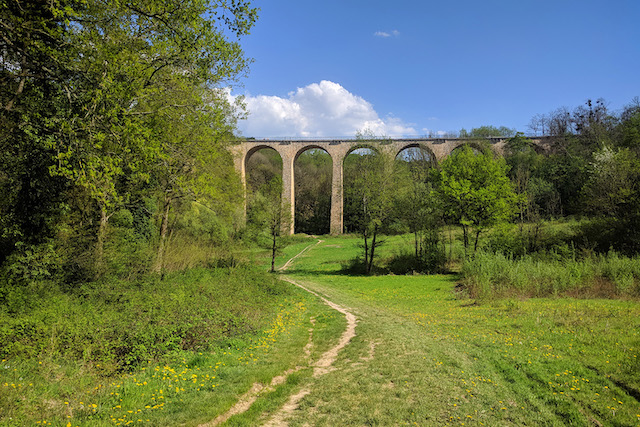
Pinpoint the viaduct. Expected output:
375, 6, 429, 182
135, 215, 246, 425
229, 137, 548, 235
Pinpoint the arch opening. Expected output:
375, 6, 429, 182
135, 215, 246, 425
394, 145, 437, 182
294, 147, 332, 235
343, 145, 382, 233
244, 146, 284, 228
346, 144, 380, 157
245, 146, 283, 194
450, 143, 485, 157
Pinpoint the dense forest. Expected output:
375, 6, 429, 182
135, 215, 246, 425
1, 0, 256, 284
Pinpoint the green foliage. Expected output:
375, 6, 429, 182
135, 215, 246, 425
435, 145, 520, 254
619, 100, 640, 151
385, 233, 446, 275
247, 176, 292, 272
0, 243, 61, 314
294, 149, 332, 234
0, 267, 290, 372
572, 146, 640, 254
459, 125, 516, 138
461, 250, 640, 300
344, 148, 395, 273
389, 152, 446, 273
1, 0, 254, 277
505, 133, 561, 220
246, 148, 283, 194
0, 0, 74, 264
583, 146, 640, 215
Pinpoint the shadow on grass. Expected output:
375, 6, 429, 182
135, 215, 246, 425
278, 260, 454, 278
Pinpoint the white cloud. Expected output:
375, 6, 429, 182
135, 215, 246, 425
232, 80, 416, 138
374, 30, 400, 38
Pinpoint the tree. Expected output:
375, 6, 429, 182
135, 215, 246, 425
294, 149, 332, 234
460, 126, 516, 138
435, 145, 519, 255
392, 167, 445, 272
147, 87, 243, 273
618, 98, 640, 153
390, 146, 445, 271
1, 0, 257, 276
344, 149, 394, 274
576, 145, 640, 254
584, 146, 639, 218
247, 149, 283, 194
0, 0, 79, 264
248, 176, 291, 273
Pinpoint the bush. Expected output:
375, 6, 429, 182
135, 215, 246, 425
0, 267, 293, 373
0, 242, 61, 313
573, 217, 640, 256
484, 224, 530, 257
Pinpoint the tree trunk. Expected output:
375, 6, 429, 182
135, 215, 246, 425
462, 225, 469, 258
368, 226, 378, 274
95, 204, 109, 277
270, 232, 277, 273
4, 62, 27, 112
362, 227, 369, 273
154, 195, 172, 274
473, 229, 482, 254
448, 225, 453, 263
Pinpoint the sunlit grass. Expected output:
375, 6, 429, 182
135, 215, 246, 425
279, 235, 640, 426
0, 265, 345, 426
3, 229, 639, 426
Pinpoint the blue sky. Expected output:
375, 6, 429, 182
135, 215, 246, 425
230, 0, 640, 138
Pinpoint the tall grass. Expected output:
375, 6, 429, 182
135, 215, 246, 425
461, 250, 640, 300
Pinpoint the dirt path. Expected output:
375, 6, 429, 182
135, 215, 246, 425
278, 239, 320, 272
200, 240, 358, 426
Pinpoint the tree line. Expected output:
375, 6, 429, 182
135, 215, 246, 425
245, 99, 640, 274
1, 0, 256, 289
356, 99, 640, 272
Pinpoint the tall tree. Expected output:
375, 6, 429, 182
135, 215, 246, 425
392, 148, 443, 263
391, 165, 444, 272
344, 149, 394, 274
0, 0, 80, 264
145, 86, 243, 273
435, 145, 519, 255
580, 146, 640, 253
1, 0, 256, 274
294, 149, 332, 234
248, 176, 291, 273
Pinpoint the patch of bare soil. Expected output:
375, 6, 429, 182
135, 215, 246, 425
199, 383, 264, 426
285, 278, 358, 378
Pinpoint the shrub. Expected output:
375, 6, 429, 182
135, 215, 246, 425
0, 267, 293, 373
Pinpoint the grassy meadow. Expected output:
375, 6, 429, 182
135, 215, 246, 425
276, 235, 640, 426
1, 231, 639, 426
0, 263, 345, 426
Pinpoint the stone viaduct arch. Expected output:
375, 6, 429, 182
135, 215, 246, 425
230, 137, 547, 235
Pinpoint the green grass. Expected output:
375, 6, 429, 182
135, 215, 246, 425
3, 230, 640, 426
0, 265, 346, 426
462, 250, 640, 300
277, 235, 640, 426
